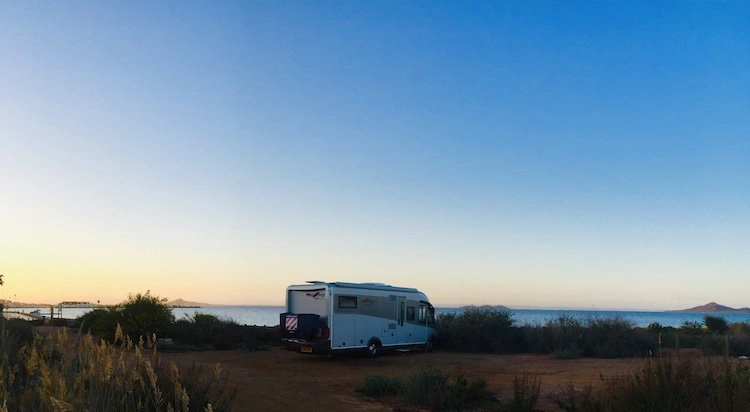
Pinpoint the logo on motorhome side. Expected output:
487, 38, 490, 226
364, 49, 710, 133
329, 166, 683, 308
306, 291, 325, 299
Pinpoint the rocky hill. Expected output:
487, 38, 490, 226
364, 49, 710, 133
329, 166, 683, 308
677, 302, 750, 312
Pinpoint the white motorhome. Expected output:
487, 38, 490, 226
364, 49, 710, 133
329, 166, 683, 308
281, 281, 437, 356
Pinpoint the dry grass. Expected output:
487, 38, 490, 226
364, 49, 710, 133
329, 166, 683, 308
0, 324, 235, 411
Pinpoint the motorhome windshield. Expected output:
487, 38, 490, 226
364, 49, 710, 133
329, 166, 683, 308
418, 302, 435, 325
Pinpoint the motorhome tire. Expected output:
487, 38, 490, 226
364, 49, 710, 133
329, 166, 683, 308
423, 338, 434, 353
367, 339, 381, 358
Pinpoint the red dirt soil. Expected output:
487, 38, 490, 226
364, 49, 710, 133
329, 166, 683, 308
160, 348, 657, 411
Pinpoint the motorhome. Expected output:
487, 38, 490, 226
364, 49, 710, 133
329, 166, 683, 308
281, 281, 437, 356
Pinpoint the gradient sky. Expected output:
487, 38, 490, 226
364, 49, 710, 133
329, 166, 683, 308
1, 2, 748, 309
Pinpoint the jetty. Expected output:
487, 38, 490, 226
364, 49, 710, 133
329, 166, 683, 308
56, 301, 97, 318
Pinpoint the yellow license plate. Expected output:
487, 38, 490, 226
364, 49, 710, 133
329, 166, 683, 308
300, 347, 313, 353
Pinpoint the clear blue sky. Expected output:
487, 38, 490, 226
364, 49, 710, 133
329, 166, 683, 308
1, 1, 748, 309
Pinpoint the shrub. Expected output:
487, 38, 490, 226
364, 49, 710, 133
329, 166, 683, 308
361, 369, 491, 411
360, 375, 402, 397
547, 316, 584, 359
74, 307, 121, 339
241, 325, 280, 350
583, 317, 646, 358
404, 369, 489, 411
681, 320, 704, 334
551, 383, 603, 412
402, 368, 451, 406
648, 322, 665, 332
2, 319, 34, 346
705, 315, 730, 335
0, 319, 35, 367
73, 292, 175, 343
170, 314, 279, 350
437, 306, 523, 353
730, 332, 750, 357
120, 291, 175, 341
551, 358, 750, 411
698, 334, 729, 356
171, 314, 233, 349
502, 374, 541, 412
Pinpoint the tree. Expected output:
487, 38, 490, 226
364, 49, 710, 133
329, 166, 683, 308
119, 291, 175, 342
0, 273, 5, 317
704, 315, 729, 335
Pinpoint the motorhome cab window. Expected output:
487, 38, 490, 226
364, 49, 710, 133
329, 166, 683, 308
338, 295, 357, 309
419, 304, 435, 325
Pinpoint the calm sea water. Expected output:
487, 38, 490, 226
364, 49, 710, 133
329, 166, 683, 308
14, 306, 750, 328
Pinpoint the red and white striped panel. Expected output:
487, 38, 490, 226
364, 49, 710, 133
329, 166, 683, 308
285, 315, 298, 331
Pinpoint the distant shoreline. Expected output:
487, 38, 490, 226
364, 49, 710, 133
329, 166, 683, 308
4, 300, 749, 313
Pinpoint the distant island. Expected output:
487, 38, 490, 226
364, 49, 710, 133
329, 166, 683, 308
675, 302, 750, 313
463, 304, 511, 311
166, 298, 206, 308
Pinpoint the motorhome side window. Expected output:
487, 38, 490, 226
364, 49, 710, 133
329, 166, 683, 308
338, 295, 357, 309
407, 306, 415, 321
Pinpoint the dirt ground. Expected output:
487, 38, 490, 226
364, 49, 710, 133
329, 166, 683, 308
160, 348, 657, 411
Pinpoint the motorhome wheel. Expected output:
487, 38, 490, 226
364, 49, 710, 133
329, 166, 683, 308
367, 339, 381, 358
424, 338, 434, 353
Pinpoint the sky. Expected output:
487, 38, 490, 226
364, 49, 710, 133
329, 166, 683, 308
1, 1, 748, 310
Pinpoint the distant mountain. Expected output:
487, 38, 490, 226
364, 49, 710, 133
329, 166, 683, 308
676, 302, 750, 313
463, 304, 511, 311
167, 298, 206, 308
0, 300, 53, 307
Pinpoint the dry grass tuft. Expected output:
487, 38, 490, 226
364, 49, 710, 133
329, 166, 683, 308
0, 325, 236, 411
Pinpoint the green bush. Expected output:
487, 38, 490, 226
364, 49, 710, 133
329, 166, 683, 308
0, 319, 35, 366
551, 383, 603, 412
170, 314, 279, 350
551, 358, 750, 411
361, 369, 491, 411
402, 368, 451, 406
437, 306, 523, 353
705, 315, 730, 335
241, 325, 280, 350
120, 291, 175, 341
74, 296, 280, 351
730, 332, 750, 357
583, 317, 647, 358
502, 374, 541, 412
547, 316, 584, 359
171, 314, 233, 348
360, 375, 402, 397
75, 308, 121, 339
698, 335, 729, 356
73, 292, 174, 343
681, 320, 704, 334
522, 316, 656, 359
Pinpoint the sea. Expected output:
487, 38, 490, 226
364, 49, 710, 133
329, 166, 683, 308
10, 306, 750, 329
